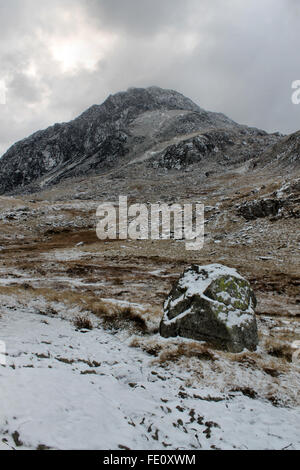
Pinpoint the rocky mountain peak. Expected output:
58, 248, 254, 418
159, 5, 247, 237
107, 86, 201, 112
0, 86, 295, 195
76, 86, 202, 125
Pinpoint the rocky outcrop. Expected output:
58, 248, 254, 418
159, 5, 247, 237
160, 264, 258, 353
237, 199, 282, 221
238, 179, 300, 221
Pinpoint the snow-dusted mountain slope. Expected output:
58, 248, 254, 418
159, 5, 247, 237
0, 86, 281, 194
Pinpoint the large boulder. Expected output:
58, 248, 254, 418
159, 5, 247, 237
160, 264, 258, 353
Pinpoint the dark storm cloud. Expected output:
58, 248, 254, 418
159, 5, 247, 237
84, 0, 193, 35
0, 0, 300, 157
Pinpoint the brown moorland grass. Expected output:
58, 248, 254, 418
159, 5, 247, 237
0, 284, 150, 334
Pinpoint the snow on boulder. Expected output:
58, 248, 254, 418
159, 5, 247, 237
160, 264, 258, 353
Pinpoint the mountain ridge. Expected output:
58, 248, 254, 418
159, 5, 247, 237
0, 86, 296, 195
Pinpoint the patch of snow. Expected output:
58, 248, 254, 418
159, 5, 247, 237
0, 304, 299, 450
41, 249, 92, 262
100, 298, 147, 312
179, 264, 245, 298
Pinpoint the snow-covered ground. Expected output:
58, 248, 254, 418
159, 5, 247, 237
0, 302, 300, 451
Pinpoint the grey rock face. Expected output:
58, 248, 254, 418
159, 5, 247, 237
149, 130, 237, 170
258, 130, 300, 169
160, 264, 258, 353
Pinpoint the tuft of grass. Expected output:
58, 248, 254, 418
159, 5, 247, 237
101, 306, 148, 333
264, 338, 293, 362
227, 351, 259, 368
130, 338, 217, 363
158, 342, 216, 364
130, 337, 164, 357
229, 387, 258, 399
74, 314, 93, 330
88, 302, 110, 317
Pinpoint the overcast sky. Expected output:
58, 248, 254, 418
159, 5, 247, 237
0, 0, 299, 156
